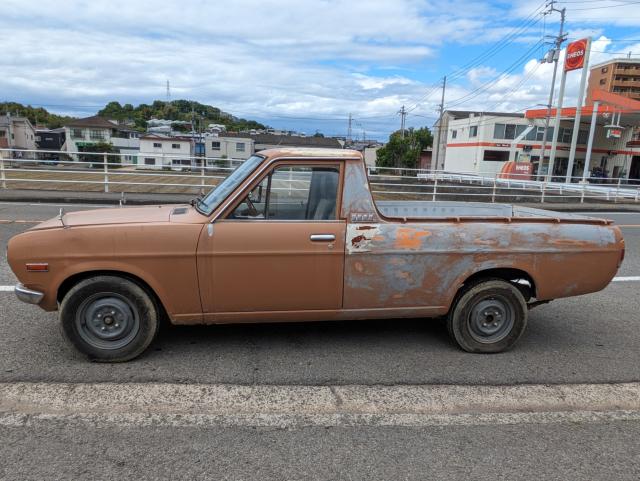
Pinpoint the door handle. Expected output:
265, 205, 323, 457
310, 234, 336, 242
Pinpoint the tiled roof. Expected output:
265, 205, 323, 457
65, 116, 120, 129
221, 132, 342, 148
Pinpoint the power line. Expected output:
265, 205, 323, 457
568, 0, 640, 9
444, 40, 545, 109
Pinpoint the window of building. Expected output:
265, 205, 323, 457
228, 166, 339, 221
578, 130, 588, 145
0, 130, 5, 138
601, 67, 608, 73
89, 129, 105, 140
504, 124, 517, 139
71, 129, 83, 139
153, 142, 162, 148
211, 141, 220, 150
600, 78, 606, 85
236, 142, 246, 152
483, 150, 510, 162
144, 158, 155, 165
172, 143, 181, 149
469, 126, 478, 137
450, 130, 457, 139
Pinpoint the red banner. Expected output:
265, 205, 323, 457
565, 38, 588, 71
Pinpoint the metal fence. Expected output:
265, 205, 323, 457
368, 166, 640, 204
0, 148, 244, 194
1, 148, 639, 203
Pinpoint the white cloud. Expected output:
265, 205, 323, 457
0, 0, 635, 139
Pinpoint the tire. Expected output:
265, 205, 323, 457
59, 275, 160, 362
447, 279, 527, 353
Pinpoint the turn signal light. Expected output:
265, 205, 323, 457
26, 263, 49, 272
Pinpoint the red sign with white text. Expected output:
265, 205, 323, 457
565, 38, 588, 71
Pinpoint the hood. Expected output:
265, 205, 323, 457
30, 205, 188, 231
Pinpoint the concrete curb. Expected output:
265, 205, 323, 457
2, 381, 640, 428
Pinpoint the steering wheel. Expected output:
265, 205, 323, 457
244, 194, 259, 217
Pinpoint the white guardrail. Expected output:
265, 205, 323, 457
0, 148, 639, 203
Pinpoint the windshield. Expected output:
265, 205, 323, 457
196, 155, 265, 215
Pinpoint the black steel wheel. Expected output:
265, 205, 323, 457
447, 279, 527, 353
60, 275, 160, 362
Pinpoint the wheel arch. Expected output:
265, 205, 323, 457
457, 267, 537, 303
57, 270, 169, 321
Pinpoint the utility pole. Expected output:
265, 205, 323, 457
538, 1, 566, 177
166, 80, 171, 102
433, 75, 447, 171
399, 105, 407, 138
347, 113, 353, 144
545, 1, 568, 182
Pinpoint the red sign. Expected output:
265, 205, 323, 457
498, 161, 533, 180
565, 38, 588, 71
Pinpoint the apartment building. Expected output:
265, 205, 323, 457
587, 58, 640, 104
138, 134, 192, 169
204, 135, 253, 160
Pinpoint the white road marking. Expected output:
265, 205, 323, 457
0, 286, 14, 291
1, 381, 640, 429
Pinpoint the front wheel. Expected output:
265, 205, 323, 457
60, 275, 160, 362
447, 279, 527, 353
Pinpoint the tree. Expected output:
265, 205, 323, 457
376, 127, 433, 170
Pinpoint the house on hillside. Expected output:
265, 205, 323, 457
137, 134, 192, 170
63, 115, 140, 162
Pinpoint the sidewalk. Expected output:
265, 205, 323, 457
0, 188, 639, 212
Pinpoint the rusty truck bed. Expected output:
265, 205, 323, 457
375, 201, 609, 225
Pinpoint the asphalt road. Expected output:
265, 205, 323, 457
1, 202, 639, 480
0, 203, 638, 386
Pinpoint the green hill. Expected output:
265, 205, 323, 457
0, 102, 74, 129
98, 100, 267, 132
1, 100, 267, 132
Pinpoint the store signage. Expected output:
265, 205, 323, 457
565, 39, 588, 71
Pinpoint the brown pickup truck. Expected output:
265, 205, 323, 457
8, 148, 625, 361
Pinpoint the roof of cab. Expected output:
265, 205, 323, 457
258, 147, 362, 160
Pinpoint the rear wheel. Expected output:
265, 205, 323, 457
60, 275, 160, 362
447, 279, 527, 353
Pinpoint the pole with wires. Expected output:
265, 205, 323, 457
539, 1, 566, 177
433, 76, 446, 171
399, 105, 407, 138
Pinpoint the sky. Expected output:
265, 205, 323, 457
1, 0, 639, 140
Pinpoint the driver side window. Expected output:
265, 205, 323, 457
228, 165, 339, 221
227, 175, 269, 219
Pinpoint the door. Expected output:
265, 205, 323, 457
197, 163, 345, 314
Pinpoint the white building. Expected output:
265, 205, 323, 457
0, 115, 37, 158
204, 135, 253, 160
443, 112, 593, 177
138, 134, 193, 169
63, 116, 139, 162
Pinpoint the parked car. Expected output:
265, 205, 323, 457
8, 148, 625, 361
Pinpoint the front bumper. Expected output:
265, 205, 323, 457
15, 283, 44, 304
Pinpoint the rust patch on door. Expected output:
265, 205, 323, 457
395, 228, 431, 249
